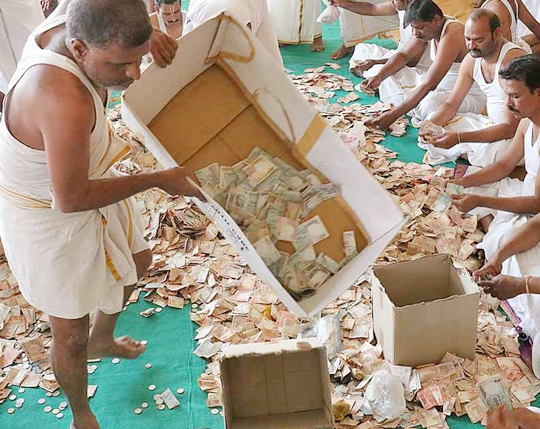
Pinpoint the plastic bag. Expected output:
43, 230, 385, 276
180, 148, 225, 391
317, 1, 341, 24
365, 370, 406, 420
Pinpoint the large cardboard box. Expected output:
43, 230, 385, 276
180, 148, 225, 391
371, 254, 480, 367
219, 338, 332, 429
122, 13, 405, 317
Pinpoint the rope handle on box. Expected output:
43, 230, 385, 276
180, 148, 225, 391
253, 87, 297, 145
205, 14, 255, 64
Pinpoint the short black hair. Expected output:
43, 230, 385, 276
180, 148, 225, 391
155, 0, 180, 6
405, 0, 443, 25
499, 55, 540, 93
66, 0, 152, 48
467, 8, 501, 34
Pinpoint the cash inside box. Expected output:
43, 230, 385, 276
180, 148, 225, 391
147, 64, 368, 265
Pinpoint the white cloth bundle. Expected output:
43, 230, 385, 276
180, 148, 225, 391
317, 1, 340, 24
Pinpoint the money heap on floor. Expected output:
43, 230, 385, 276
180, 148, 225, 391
193, 147, 357, 301
0, 70, 538, 428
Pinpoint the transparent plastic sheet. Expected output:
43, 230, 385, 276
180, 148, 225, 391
365, 370, 407, 421
317, 1, 340, 24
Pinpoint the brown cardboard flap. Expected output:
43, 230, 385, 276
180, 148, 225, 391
230, 410, 331, 429
373, 254, 465, 307
221, 340, 332, 429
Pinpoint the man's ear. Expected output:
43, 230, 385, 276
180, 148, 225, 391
69, 38, 89, 62
493, 26, 503, 40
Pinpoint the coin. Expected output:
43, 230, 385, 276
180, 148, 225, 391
46, 393, 52, 397
38, 399, 46, 405
112, 358, 120, 364
154, 307, 162, 313
56, 413, 64, 419
59, 401, 68, 410
148, 384, 156, 391
157, 404, 166, 411
155, 397, 164, 405
52, 391, 60, 397
141, 340, 148, 345
15, 398, 24, 408
141, 402, 149, 409
145, 363, 152, 369
44, 406, 52, 413
7, 408, 15, 414
52, 409, 59, 415
211, 408, 219, 415
134, 408, 143, 415
18, 388, 25, 394
9, 395, 16, 401
176, 388, 185, 395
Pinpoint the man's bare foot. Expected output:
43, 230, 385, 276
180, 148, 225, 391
73, 412, 100, 429
87, 335, 146, 360
330, 44, 353, 60
311, 36, 325, 52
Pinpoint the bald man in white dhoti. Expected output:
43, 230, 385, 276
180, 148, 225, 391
185, 0, 284, 66
0, 0, 44, 111
267, 0, 325, 52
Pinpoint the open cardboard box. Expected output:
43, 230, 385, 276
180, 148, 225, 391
372, 254, 480, 367
219, 338, 332, 429
122, 12, 405, 316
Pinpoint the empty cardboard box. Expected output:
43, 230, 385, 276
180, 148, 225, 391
372, 254, 480, 367
122, 13, 405, 317
219, 338, 332, 429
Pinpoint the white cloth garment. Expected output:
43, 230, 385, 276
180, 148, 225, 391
0, 0, 44, 93
421, 42, 522, 166
378, 17, 486, 122
349, 9, 432, 74
338, 0, 398, 47
477, 119, 540, 261
517, 0, 540, 39
185, 0, 283, 66
0, 15, 148, 319
483, 0, 531, 52
267, 0, 322, 44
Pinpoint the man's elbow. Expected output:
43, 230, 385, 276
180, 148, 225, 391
53, 193, 85, 213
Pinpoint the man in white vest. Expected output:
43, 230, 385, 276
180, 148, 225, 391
420, 9, 525, 166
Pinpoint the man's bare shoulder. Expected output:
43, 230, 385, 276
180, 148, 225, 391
443, 20, 465, 39
502, 46, 527, 66
12, 64, 94, 120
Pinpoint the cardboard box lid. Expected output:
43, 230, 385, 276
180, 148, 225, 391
122, 13, 406, 317
220, 338, 333, 429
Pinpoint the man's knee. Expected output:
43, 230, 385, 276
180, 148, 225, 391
50, 316, 89, 351
133, 249, 152, 279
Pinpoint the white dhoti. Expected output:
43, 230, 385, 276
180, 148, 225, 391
0, 0, 44, 93
267, 0, 322, 44
338, 0, 398, 47
500, 248, 540, 379
0, 15, 149, 319
421, 114, 512, 167
186, 0, 283, 66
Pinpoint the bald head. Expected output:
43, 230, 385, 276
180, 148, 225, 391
465, 8, 502, 58
467, 8, 501, 34
66, 0, 152, 48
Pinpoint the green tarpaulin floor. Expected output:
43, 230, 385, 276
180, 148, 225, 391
2, 7, 538, 429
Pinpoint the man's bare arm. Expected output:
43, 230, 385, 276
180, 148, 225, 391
330, 0, 397, 16
387, 22, 465, 118
457, 119, 527, 187
36, 68, 198, 213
